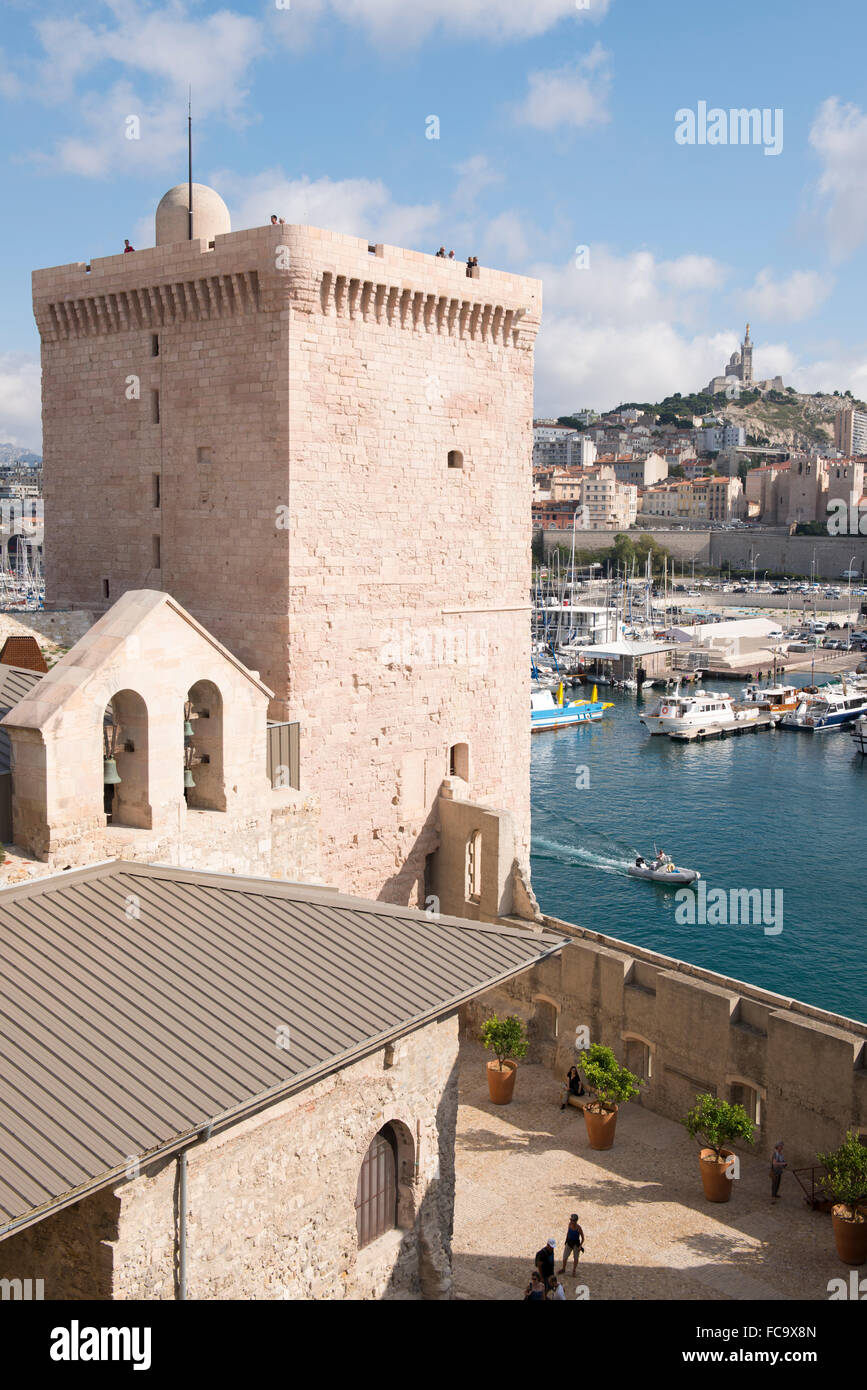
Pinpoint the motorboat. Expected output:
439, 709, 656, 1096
645, 690, 760, 737
740, 682, 800, 722
628, 856, 700, 884
781, 684, 867, 731
531, 685, 613, 732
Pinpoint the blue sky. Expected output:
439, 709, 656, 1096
2, 0, 867, 447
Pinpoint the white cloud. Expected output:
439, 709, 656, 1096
214, 169, 441, 249
808, 97, 867, 261
0, 355, 43, 451
28, 6, 263, 177
514, 45, 612, 130
0, 47, 22, 99
451, 156, 502, 212
270, 0, 608, 48
736, 268, 833, 324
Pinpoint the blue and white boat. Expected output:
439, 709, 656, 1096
531, 686, 612, 732
781, 684, 867, 731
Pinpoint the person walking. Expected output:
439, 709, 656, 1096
558, 1214, 585, 1274
535, 1237, 556, 1282
770, 1141, 787, 1202
523, 1271, 546, 1300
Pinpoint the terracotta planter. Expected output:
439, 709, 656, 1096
832, 1207, 867, 1266
486, 1059, 517, 1104
699, 1147, 735, 1203
584, 1104, 618, 1150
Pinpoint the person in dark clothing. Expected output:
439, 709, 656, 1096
558, 1214, 585, 1275
560, 1064, 585, 1110
535, 1238, 556, 1282
770, 1141, 787, 1201
524, 1271, 546, 1300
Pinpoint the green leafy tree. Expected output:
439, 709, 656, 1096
818, 1132, 867, 1221
481, 1014, 529, 1072
682, 1094, 755, 1158
582, 1043, 644, 1113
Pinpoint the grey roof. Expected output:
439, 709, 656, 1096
0, 662, 45, 710
0, 664, 48, 777
0, 861, 566, 1236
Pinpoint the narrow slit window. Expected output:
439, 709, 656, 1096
152, 534, 161, 569
153, 474, 161, 508
102, 578, 110, 600
151, 333, 160, 357
151, 389, 160, 424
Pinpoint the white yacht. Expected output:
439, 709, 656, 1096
645, 690, 760, 737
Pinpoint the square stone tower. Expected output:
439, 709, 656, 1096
32, 188, 542, 901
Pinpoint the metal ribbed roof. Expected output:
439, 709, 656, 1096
0, 662, 45, 709
0, 861, 566, 1236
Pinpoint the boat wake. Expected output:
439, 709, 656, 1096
532, 836, 635, 876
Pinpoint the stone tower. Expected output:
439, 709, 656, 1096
740, 322, 753, 386
32, 187, 542, 902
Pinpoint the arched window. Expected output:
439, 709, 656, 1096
103, 690, 150, 829
449, 742, 469, 781
447, 450, 463, 470
624, 1038, 652, 1083
466, 829, 482, 903
355, 1126, 398, 1249
184, 680, 225, 811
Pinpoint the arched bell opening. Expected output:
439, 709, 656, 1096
184, 680, 225, 811
103, 690, 151, 829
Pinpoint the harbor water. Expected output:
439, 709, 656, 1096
530, 678, 866, 1024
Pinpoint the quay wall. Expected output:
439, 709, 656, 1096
464, 917, 867, 1169
542, 528, 867, 580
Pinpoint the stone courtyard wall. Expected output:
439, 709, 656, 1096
465, 918, 867, 1168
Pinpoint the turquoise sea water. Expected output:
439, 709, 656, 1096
530, 678, 866, 1024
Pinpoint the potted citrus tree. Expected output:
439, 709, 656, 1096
480, 1013, 529, 1105
581, 1043, 643, 1149
818, 1131, 867, 1266
683, 1094, 755, 1203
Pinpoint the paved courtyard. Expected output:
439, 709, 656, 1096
452, 1042, 844, 1301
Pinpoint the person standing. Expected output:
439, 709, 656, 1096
546, 1275, 566, 1300
558, 1214, 585, 1274
770, 1141, 787, 1202
535, 1237, 556, 1282
123, 239, 134, 253
523, 1271, 545, 1300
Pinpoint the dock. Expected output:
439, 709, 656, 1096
667, 714, 777, 741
